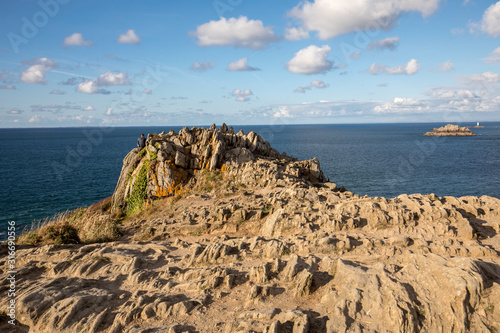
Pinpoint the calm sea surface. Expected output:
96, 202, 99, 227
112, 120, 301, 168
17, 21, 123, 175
1, 122, 499, 237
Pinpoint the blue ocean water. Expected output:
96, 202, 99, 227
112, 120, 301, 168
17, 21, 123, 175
1, 123, 499, 237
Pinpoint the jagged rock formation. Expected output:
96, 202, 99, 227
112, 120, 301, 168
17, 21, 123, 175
112, 124, 326, 214
2, 124, 500, 333
423, 124, 476, 136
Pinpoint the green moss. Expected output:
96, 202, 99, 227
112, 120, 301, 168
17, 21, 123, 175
125, 161, 149, 215
149, 150, 158, 160
138, 148, 147, 158
154, 142, 161, 149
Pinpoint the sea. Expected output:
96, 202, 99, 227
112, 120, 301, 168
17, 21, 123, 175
1, 122, 499, 239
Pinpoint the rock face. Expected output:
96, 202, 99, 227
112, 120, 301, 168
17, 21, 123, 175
423, 124, 476, 136
112, 124, 326, 214
2, 124, 500, 333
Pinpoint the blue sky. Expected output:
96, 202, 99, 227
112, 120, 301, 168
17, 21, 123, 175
1, 0, 500, 127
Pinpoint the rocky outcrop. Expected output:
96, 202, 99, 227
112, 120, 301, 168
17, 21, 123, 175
423, 124, 476, 136
111, 124, 326, 214
3, 124, 500, 333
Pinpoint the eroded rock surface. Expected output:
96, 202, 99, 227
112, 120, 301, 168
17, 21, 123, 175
2, 124, 499, 333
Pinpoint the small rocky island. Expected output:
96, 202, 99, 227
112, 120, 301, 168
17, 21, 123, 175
2, 124, 499, 333
423, 123, 476, 136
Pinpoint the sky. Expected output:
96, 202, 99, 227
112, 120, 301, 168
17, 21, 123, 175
0, 0, 500, 127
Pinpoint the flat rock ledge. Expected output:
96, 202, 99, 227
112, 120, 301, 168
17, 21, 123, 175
423, 124, 476, 136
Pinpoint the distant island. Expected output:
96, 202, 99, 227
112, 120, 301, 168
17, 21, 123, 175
423, 124, 476, 136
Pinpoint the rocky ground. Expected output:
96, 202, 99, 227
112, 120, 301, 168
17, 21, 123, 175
423, 124, 476, 136
1, 125, 499, 333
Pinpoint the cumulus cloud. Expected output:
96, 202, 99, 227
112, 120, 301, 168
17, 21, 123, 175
191, 61, 215, 72
63, 33, 93, 46
20, 57, 58, 84
485, 47, 500, 63
77, 81, 107, 94
284, 27, 310, 40
83, 106, 95, 111
367, 37, 400, 51
311, 80, 329, 88
368, 59, 420, 75
480, 2, 500, 37
438, 61, 455, 72
288, 0, 441, 39
227, 57, 260, 71
273, 106, 293, 118
76, 71, 130, 94
193, 16, 279, 49
232, 89, 253, 102
97, 71, 131, 86
29, 114, 47, 123
287, 45, 333, 74
117, 29, 141, 44
50, 89, 65, 95
295, 86, 312, 93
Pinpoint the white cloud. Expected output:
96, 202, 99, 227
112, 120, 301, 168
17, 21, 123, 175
288, 0, 441, 39
63, 33, 93, 46
462, 72, 500, 84
29, 114, 47, 123
287, 45, 333, 74
480, 2, 500, 37
273, 106, 293, 118
232, 89, 253, 102
438, 61, 455, 72
193, 16, 279, 49
191, 61, 215, 72
485, 47, 500, 63
311, 80, 329, 88
284, 27, 310, 40
77, 80, 98, 94
49, 89, 66, 95
369, 59, 420, 75
117, 29, 141, 44
227, 57, 260, 71
97, 71, 131, 86
20, 57, 58, 84
106, 107, 113, 116
7, 108, 23, 114
367, 37, 400, 51
83, 106, 95, 111
295, 86, 311, 93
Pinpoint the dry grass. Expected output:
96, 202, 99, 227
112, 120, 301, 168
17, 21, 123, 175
18, 208, 122, 246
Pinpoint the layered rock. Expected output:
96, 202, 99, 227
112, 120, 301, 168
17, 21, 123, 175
112, 124, 326, 214
423, 124, 476, 136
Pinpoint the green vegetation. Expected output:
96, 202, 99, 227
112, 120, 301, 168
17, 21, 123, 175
262, 204, 273, 214
138, 148, 147, 158
281, 247, 291, 256
149, 150, 158, 160
125, 161, 149, 215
